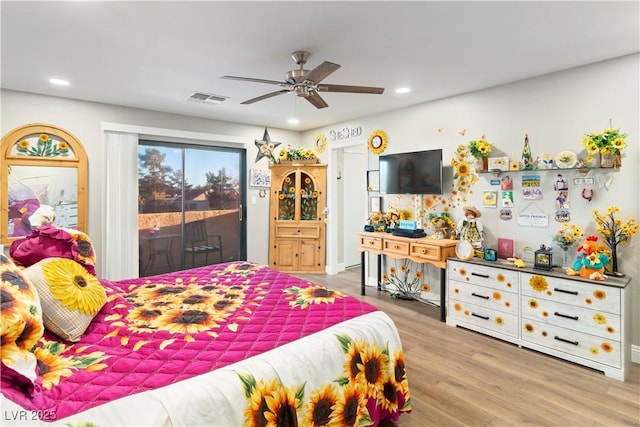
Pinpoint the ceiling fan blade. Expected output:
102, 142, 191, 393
222, 75, 290, 88
302, 61, 341, 84
304, 91, 329, 109
317, 83, 385, 94
241, 89, 290, 105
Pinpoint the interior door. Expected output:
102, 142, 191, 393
343, 147, 367, 268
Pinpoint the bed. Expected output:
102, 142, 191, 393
1, 257, 412, 426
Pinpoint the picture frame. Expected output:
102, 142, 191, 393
249, 168, 271, 187
367, 169, 380, 192
488, 156, 509, 171
509, 161, 521, 171
369, 196, 382, 213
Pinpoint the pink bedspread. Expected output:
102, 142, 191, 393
2, 262, 401, 423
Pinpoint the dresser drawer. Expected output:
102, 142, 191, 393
521, 273, 621, 314
450, 281, 518, 316
359, 235, 383, 251
521, 295, 621, 340
448, 299, 519, 338
448, 260, 518, 292
521, 319, 621, 369
276, 225, 320, 238
410, 243, 441, 262
383, 239, 410, 257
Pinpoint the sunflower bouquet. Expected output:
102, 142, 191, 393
277, 145, 318, 162
552, 222, 584, 250
582, 127, 627, 155
467, 137, 492, 158
592, 206, 638, 273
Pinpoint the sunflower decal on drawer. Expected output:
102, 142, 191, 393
529, 275, 548, 292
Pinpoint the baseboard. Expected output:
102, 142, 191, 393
632, 344, 640, 364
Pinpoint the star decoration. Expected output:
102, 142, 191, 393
254, 128, 281, 164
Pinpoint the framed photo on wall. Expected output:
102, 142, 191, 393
369, 196, 382, 213
367, 170, 380, 192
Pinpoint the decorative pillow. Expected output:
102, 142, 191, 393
24, 258, 106, 342
9, 224, 97, 275
0, 253, 44, 395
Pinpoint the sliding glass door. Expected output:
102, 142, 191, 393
137, 141, 246, 276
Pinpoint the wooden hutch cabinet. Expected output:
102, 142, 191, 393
269, 162, 327, 273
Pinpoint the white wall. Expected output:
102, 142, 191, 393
0, 91, 301, 266
305, 54, 640, 350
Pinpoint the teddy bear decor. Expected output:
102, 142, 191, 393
566, 235, 609, 281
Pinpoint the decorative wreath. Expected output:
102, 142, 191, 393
314, 133, 327, 154
368, 130, 388, 155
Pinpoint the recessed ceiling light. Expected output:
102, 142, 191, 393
288, 117, 300, 125
49, 78, 70, 86
395, 87, 411, 94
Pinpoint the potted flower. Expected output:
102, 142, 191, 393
277, 145, 319, 164
467, 136, 492, 172
582, 123, 627, 168
592, 206, 638, 276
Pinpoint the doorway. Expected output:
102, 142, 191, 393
342, 146, 367, 268
137, 141, 246, 276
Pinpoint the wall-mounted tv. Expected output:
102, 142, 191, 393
379, 149, 444, 195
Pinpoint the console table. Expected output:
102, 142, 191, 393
357, 231, 457, 321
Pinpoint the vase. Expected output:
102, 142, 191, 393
560, 248, 571, 269
609, 245, 625, 277
475, 156, 488, 173
600, 152, 621, 168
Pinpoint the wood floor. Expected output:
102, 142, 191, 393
294, 267, 640, 427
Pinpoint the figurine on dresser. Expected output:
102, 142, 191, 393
567, 235, 609, 280
456, 206, 484, 250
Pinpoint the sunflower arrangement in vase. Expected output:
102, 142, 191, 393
277, 146, 318, 163
582, 123, 627, 168
552, 222, 584, 268
592, 206, 638, 276
467, 136, 492, 172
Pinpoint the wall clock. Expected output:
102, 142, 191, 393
314, 133, 327, 154
368, 130, 388, 155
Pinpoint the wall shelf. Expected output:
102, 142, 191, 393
479, 166, 619, 177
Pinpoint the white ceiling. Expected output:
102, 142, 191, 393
2, 1, 638, 132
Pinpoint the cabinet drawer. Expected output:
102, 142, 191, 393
359, 235, 383, 251
448, 260, 518, 292
276, 225, 320, 238
448, 299, 519, 338
521, 272, 621, 314
383, 239, 410, 256
410, 243, 441, 262
521, 295, 620, 341
521, 319, 621, 369
450, 281, 518, 316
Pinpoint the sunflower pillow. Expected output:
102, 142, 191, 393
24, 258, 106, 342
0, 253, 44, 394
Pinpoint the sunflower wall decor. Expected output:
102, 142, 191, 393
368, 130, 388, 155
314, 133, 327, 154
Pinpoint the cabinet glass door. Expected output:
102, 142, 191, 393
277, 172, 297, 220
300, 172, 318, 221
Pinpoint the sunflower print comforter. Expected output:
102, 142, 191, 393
1, 261, 411, 426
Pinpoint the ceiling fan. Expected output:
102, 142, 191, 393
222, 51, 385, 109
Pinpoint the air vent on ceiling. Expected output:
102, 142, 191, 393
187, 91, 228, 105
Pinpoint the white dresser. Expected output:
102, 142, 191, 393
447, 259, 631, 380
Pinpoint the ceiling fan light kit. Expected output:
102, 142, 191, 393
222, 51, 384, 109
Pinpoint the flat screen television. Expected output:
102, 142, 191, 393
379, 149, 444, 194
